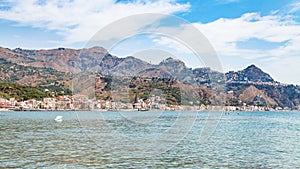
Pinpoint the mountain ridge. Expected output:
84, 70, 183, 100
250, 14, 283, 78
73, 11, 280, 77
0, 46, 299, 109
0, 46, 290, 84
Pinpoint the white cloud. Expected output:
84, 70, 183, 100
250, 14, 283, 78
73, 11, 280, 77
193, 12, 300, 59
264, 56, 300, 84
152, 36, 191, 54
0, 0, 190, 44
152, 12, 300, 59
289, 2, 300, 13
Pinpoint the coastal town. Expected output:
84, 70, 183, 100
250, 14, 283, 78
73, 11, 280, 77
1, 94, 299, 111
0, 46, 299, 112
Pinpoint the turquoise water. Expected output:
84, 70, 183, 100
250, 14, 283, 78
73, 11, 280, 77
1, 111, 300, 168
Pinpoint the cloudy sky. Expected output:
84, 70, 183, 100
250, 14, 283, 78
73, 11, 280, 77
0, 0, 299, 84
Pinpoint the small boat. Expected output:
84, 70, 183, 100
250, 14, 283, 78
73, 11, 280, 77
54, 115, 63, 122
139, 108, 149, 111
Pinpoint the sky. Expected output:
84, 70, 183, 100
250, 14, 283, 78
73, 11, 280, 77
0, 0, 299, 84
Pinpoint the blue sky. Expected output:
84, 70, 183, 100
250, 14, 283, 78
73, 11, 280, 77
0, 0, 300, 84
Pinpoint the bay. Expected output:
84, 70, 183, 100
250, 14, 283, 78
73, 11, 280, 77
1, 111, 300, 168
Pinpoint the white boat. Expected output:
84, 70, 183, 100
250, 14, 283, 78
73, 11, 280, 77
54, 115, 63, 122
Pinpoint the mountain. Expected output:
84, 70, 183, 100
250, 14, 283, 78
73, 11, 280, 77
226, 64, 274, 83
107, 56, 151, 76
158, 57, 187, 75
0, 46, 110, 72
225, 65, 300, 108
0, 46, 299, 109
0, 58, 72, 94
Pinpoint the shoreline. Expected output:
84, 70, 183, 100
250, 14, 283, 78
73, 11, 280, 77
1, 108, 299, 112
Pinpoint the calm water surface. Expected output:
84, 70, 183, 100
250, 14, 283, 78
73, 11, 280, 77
1, 111, 300, 168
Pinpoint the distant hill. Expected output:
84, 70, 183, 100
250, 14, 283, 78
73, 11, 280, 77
0, 58, 72, 94
226, 64, 274, 83
239, 85, 277, 107
0, 82, 51, 101
0, 46, 109, 72
0, 46, 299, 109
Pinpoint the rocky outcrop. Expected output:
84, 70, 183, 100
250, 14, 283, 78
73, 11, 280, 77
239, 85, 277, 106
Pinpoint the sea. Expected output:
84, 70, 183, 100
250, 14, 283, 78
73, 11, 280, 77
1, 111, 300, 168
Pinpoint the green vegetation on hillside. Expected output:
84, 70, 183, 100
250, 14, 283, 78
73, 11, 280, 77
0, 58, 72, 94
95, 76, 195, 105
0, 82, 51, 101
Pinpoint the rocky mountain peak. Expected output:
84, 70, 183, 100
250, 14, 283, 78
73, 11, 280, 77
159, 57, 186, 67
163, 57, 184, 63
158, 57, 187, 75
244, 64, 263, 73
242, 64, 274, 82
125, 56, 135, 59
226, 64, 274, 83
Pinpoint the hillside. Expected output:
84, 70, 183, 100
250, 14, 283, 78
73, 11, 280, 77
0, 46, 299, 109
0, 46, 109, 72
238, 85, 277, 107
94, 75, 211, 106
0, 58, 72, 94
0, 82, 51, 101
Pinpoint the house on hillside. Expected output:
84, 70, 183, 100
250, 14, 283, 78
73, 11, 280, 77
0, 97, 11, 108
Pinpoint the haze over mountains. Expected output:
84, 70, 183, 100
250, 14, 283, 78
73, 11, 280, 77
0, 46, 299, 109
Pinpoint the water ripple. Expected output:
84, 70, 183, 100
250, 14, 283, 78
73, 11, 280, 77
1, 111, 300, 168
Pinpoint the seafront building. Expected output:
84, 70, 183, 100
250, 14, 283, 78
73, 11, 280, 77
0, 95, 298, 111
